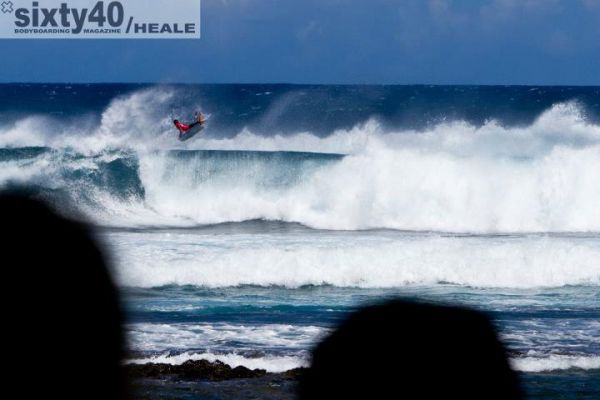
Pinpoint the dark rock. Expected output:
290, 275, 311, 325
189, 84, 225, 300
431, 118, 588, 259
230, 365, 267, 379
126, 363, 175, 379
283, 368, 307, 380
125, 360, 268, 381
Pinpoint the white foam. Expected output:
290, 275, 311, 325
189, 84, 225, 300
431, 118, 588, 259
512, 355, 600, 372
108, 231, 600, 288
105, 129, 600, 232
126, 348, 600, 374
127, 322, 325, 352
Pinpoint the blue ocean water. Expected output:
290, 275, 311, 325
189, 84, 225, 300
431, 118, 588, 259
1, 84, 599, 399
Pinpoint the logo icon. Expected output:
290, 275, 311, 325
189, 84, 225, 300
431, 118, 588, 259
1, 1, 13, 14
1, 0, 201, 39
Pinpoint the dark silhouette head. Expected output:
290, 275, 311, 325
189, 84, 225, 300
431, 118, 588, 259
299, 300, 522, 400
1, 192, 127, 400
173, 119, 180, 125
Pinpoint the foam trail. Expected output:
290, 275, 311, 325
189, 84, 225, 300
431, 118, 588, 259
109, 232, 600, 288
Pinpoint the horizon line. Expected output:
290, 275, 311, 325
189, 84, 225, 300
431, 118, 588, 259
1, 81, 599, 88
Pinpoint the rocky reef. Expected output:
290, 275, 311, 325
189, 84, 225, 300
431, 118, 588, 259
126, 360, 306, 382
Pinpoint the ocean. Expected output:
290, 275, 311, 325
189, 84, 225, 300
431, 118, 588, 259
1, 84, 599, 399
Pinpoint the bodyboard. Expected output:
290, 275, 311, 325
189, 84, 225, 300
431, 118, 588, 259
178, 124, 204, 142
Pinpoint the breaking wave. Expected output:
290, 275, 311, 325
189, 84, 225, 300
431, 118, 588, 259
5, 86, 599, 386
1, 87, 600, 232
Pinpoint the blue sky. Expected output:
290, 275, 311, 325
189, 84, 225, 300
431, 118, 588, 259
0, 0, 599, 84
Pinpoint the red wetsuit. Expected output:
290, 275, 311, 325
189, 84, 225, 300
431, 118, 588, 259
174, 121, 192, 133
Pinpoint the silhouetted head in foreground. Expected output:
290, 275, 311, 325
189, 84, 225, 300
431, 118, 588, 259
1, 192, 127, 400
299, 300, 522, 400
